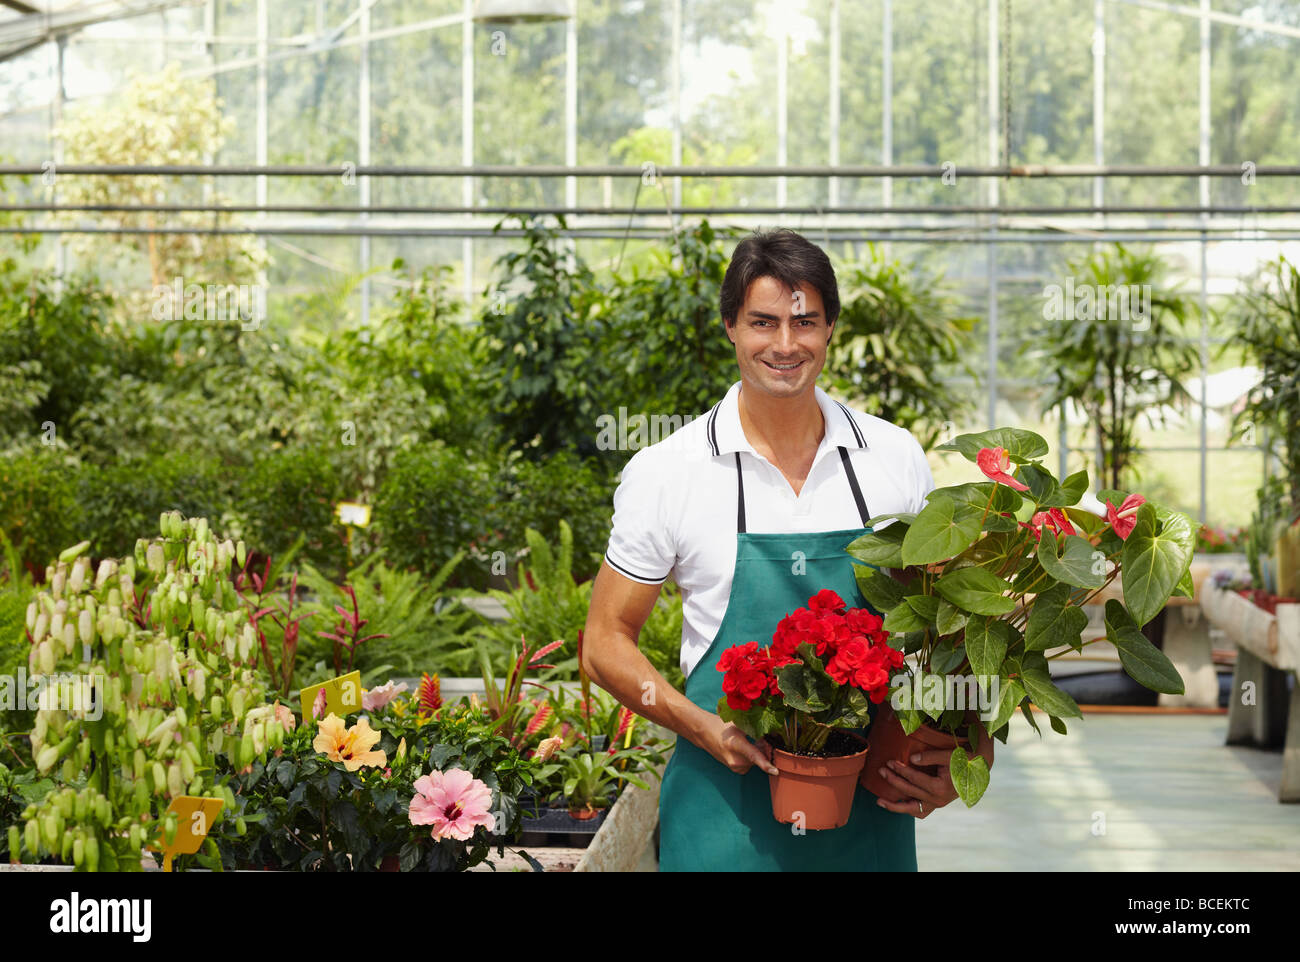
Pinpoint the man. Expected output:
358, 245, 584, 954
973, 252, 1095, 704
580, 228, 987, 871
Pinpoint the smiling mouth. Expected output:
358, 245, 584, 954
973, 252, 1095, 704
763, 359, 805, 372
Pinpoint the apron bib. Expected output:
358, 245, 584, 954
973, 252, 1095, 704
658, 448, 917, 872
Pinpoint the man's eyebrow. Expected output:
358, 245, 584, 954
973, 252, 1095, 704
746, 309, 822, 319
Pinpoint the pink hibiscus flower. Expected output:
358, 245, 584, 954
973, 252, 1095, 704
409, 769, 496, 841
362, 680, 409, 712
977, 446, 1030, 492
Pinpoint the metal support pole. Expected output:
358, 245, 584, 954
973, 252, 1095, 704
359, 0, 371, 326
881, 0, 892, 211
671, 0, 682, 214
462, 0, 474, 311
986, 0, 999, 430
776, 14, 788, 210
255, 0, 268, 298
828, 0, 840, 211
1198, 0, 1211, 522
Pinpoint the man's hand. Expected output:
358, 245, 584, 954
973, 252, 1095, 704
874, 722, 995, 819
699, 715, 778, 776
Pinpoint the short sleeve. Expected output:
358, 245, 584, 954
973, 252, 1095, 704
909, 435, 936, 513
604, 448, 676, 585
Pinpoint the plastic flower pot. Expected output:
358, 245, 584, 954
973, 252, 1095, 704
766, 735, 869, 831
860, 702, 968, 803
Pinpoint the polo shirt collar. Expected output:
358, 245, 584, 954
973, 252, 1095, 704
704, 380, 868, 457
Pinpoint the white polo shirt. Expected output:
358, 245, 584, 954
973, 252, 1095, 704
604, 380, 936, 680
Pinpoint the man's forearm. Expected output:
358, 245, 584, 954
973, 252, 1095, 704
585, 633, 714, 750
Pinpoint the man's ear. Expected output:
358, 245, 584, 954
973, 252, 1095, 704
826, 320, 835, 343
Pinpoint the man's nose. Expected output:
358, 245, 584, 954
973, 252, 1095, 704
775, 321, 797, 354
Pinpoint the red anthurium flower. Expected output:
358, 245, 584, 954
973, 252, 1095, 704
976, 446, 1030, 492
1106, 493, 1147, 540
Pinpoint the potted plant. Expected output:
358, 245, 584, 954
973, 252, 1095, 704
846, 428, 1195, 807
215, 687, 538, 872
713, 590, 901, 830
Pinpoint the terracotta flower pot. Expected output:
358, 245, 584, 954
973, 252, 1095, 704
766, 737, 869, 831
860, 703, 968, 803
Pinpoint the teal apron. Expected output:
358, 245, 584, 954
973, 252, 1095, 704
658, 447, 916, 872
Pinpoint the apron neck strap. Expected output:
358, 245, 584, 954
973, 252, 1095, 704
734, 445, 871, 533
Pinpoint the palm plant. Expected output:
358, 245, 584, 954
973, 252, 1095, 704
1038, 245, 1198, 492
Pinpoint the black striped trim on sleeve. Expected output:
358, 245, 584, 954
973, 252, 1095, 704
604, 553, 669, 585
834, 400, 867, 449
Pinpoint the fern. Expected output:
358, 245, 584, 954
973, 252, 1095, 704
296, 549, 475, 677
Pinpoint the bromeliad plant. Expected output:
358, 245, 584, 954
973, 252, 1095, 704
846, 427, 1195, 806
715, 590, 904, 754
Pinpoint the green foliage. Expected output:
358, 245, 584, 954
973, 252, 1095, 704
846, 426, 1195, 806
603, 220, 737, 418
372, 441, 501, 591
234, 447, 347, 575
477, 215, 608, 458
77, 453, 228, 562
1035, 245, 1199, 491
214, 702, 536, 872
1231, 255, 1300, 510
0, 271, 121, 449
494, 450, 615, 583
825, 244, 979, 450
12, 512, 275, 871
295, 551, 474, 681
476, 522, 588, 679
0, 447, 83, 578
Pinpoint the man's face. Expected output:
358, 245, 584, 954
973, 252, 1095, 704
726, 276, 833, 400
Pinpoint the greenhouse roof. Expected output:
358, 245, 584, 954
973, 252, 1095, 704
0, 0, 195, 63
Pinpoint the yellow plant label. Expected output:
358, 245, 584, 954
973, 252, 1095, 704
300, 671, 363, 721
149, 795, 224, 870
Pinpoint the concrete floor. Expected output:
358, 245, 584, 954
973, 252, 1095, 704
916, 712, 1300, 871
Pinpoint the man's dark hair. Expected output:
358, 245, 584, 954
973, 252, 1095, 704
718, 228, 840, 334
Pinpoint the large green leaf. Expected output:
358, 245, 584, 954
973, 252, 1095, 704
929, 635, 967, 674
1036, 531, 1107, 589
986, 677, 1025, 733
934, 567, 1016, 616
901, 497, 983, 565
905, 594, 940, 623
883, 603, 929, 633
1024, 581, 1090, 652
927, 482, 1023, 525
1020, 667, 1083, 718
1060, 470, 1089, 505
773, 661, 833, 713
1103, 599, 1185, 694
949, 747, 991, 807
846, 525, 907, 568
1018, 463, 1066, 507
963, 616, 1012, 677
936, 597, 968, 636
1121, 504, 1195, 626
854, 565, 904, 612
937, 427, 1050, 464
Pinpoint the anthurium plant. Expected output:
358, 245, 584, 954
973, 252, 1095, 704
715, 590, 903, 754
846, 428, 1195, 806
